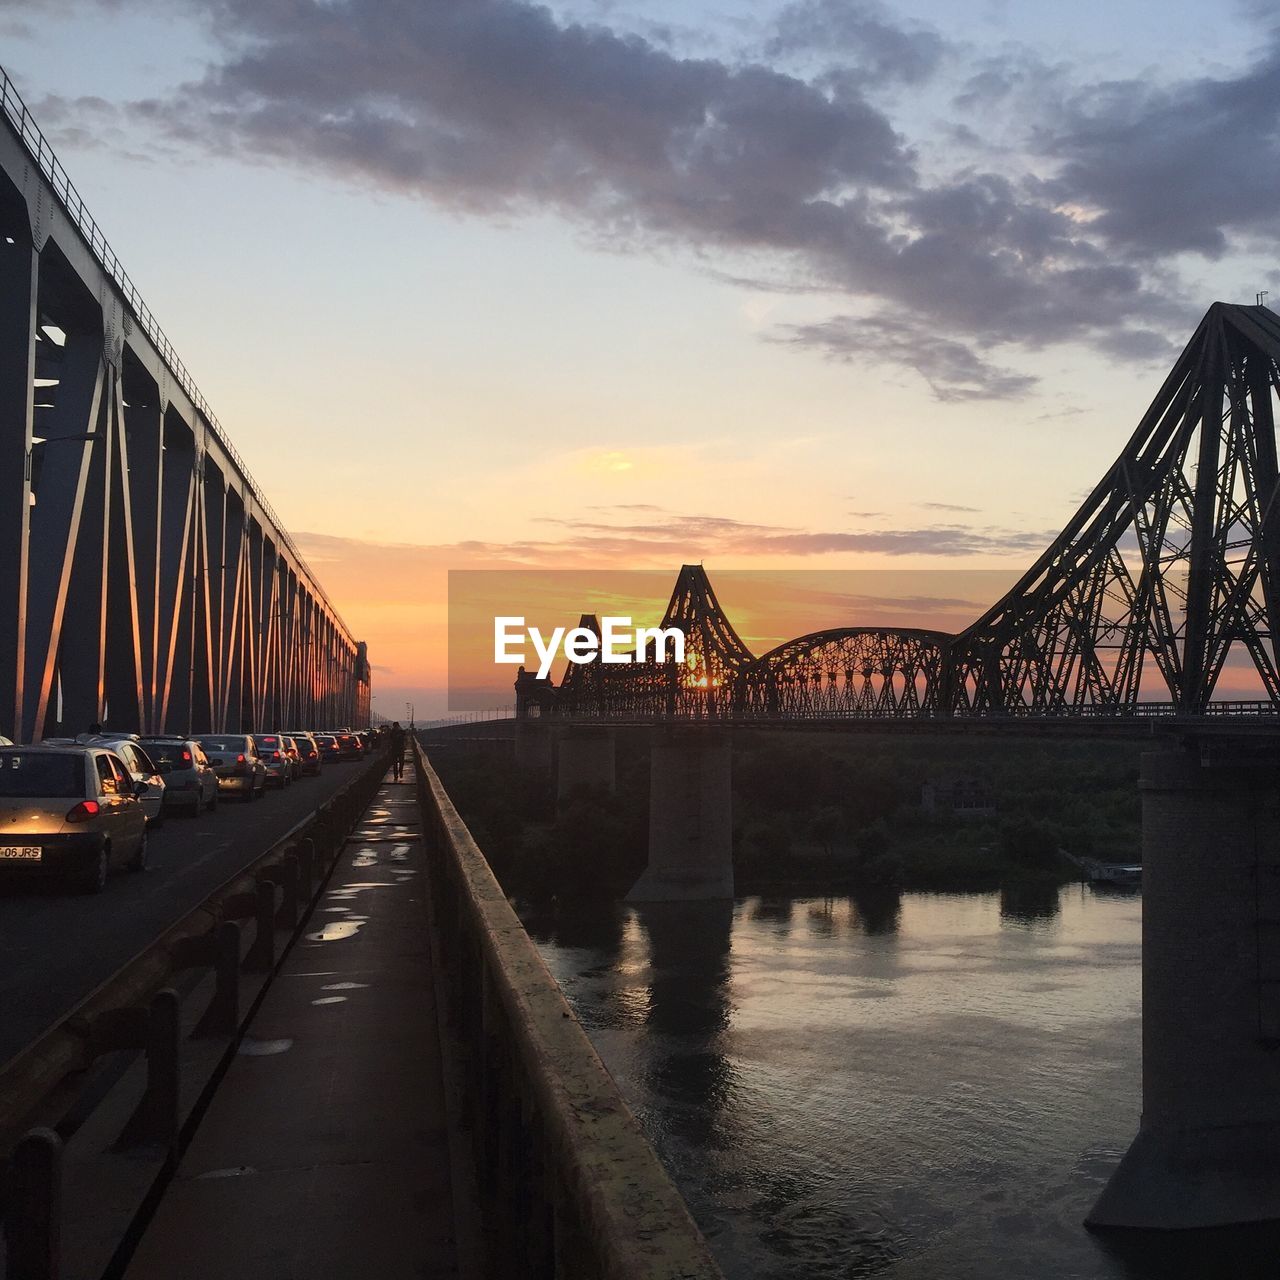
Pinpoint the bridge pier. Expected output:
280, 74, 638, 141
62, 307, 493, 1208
628, 729, 734, 902
1089, 740, 1280, 1231
514, 718, 553, 773
556, 726, 615, 803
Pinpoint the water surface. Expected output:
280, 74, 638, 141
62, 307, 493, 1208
520, 885, 1275, 1279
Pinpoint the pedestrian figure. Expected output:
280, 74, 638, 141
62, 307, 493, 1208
389, 721, 406, 781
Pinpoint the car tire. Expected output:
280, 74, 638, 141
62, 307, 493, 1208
128, 829, 149, 873
74, 843, 108, 895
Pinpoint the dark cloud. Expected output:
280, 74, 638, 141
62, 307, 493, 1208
20, 0, 1278, 389
528, 509, 1051, 558
766, 0, 947, 85
1041, 36, 1280, 259
773, 314, 1036, 401
919, 502, 979, 513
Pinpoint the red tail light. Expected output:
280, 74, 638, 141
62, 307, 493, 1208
181, 749, 192, 763
233, 753, 248, 776
236, 754, 246, 763
66, 800, 100, 823
272, 750, 281, 760
308, 750, 317, 758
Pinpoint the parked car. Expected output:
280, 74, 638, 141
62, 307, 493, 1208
252, 734, 292, 788
0, 745, 148, 893
314, 733, 340, 764
332, 731, 363, 761
43, 734, 167, 827
285, 732, 323, 776
195, 734, 268, 801
139, 736, 218, 817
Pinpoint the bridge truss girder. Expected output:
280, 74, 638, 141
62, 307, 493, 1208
0, 87, 369, 740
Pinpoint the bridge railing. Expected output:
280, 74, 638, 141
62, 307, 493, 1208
412, 738, 723, 1280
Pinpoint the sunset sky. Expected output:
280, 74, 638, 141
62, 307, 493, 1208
6, 1, 1279, 714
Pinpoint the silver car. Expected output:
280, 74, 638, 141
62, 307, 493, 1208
42, 735, 168, 826
0, 746, 149, 893
139, 737, 219, 817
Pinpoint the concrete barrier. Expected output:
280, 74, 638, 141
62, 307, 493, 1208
414, 739, 723, 1280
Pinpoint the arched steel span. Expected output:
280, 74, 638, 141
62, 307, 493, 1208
0, 68, 370, 739
745, 628, 954, 720
528, 302, 1280, 726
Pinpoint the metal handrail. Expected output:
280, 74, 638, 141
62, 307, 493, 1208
0, 64, 352, 642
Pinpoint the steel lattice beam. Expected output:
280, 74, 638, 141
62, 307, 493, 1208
0, 70, 370, 740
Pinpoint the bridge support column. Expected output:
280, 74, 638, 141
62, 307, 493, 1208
628, 729, 733, 902
556, 726, 615, 804
515, 718, 553, 774
1088, 741, 1280, 1231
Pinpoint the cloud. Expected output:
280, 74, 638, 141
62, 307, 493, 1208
308, 505, 1050, 563
1040, 35, 1280, 259
773, 313, 1037, 400
918, 502, 979, 513
766, 0, 948, 85
22, 0, 1275, 387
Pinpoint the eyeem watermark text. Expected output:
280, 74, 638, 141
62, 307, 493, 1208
494, 617, 685, 679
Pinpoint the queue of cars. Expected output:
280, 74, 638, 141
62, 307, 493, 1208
0, 727, 383, 894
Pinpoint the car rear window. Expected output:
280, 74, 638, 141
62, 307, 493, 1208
254, 735, 280, 748
199, 737, 246, 752
315, 735, 337, 746
0, 753, 85, 798
141, 741, 193, 766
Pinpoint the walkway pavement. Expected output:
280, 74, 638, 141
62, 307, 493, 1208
125, 773, 459, 1280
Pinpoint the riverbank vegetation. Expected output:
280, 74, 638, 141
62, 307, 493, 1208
428, 729, 1142, 899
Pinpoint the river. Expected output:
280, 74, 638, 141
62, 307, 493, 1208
518, 884, 1276, 1279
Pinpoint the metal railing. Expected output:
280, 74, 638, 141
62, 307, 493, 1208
0, 64, 351, 641
413, 739, 723, 1279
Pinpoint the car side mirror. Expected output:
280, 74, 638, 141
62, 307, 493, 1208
134, 780, 149, 797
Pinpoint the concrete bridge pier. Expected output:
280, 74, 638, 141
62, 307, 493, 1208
628, 729, 734, 902
1088, 740, 1280, 1231
556, 726, 616, 803
514, 718, 553, 774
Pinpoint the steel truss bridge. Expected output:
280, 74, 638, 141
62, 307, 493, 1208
0, 69, 370, 742
527, 302, 1280, 728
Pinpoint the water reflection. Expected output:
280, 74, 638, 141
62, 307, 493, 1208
999, 880, 1062, 926
635, 901, 733, 1038
519, 896, 626, 960
522, 888, 1172, 1279
850, 885, 902, 935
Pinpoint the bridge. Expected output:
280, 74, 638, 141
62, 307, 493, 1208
1, 62, 1278, 1278
525, 298, 1280, 728
0, 68, 369, 743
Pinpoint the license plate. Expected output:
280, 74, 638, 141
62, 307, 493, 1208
0, 846, 41, 861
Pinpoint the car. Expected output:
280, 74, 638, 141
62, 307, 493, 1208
195, 734, 268, 801
139, 737, 219, 817
331, 731, 363, 761
284, 732, 323, 776
0, 745, 148, 893
252, 734, 292, 788
43, 734, 167, 827
314, 733, 340, 764
279, 735, 302, 781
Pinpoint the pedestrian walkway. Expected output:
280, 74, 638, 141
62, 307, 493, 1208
124, 772, 458, 1280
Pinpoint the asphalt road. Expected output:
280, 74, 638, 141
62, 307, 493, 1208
0, 762, 374, 1066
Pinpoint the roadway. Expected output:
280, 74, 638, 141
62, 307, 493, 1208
0, 763, 367, 1066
